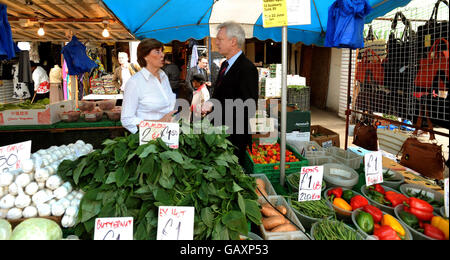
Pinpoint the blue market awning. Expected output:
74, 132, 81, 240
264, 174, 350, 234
102, 0, 412, 45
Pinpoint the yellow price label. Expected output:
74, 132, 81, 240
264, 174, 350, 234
262, 0, 288, 28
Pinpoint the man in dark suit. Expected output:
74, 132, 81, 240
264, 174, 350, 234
202, 21, 259, 163
185, 56, 211, 92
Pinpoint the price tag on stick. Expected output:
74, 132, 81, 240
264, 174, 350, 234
0, 141, 31, 173
365, 151, 383, 186
94, 217, 134, 240
139, 121, 180, 148
157, 206, 195, 240
298, 166, 324, 202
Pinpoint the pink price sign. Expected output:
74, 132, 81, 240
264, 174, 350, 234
297, 166, 324, 202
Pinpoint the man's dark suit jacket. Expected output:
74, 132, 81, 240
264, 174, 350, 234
211, 53, 259, 161
186, 66, 207, 92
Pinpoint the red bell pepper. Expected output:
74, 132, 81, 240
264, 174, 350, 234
363, 205, 383, 223
373, 225, 402, 240
350, 195, 369, 210
369, 184, 385, 195
327, 187, 343, 200
407, 207, 434, 222
404, 197, 434, 222
384, 191, 408, 207
408, 197, 434, 212
424, 223, 446, 240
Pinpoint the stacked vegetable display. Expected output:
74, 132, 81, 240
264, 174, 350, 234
397, 198, 448, 240
57, 123, 262, 240
0, 142, 90, 228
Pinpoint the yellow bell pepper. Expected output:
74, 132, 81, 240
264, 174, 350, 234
431, 216, 449, 240
381, 214, 405, 237
333, 197, 352, 211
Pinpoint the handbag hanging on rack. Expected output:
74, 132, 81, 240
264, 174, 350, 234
416, 0, 449, 63
399, 109, 445, 180
415, 38, 449, 91
384, 12, 415, 118
356, 48, 385, 85
353, 119, 378, 151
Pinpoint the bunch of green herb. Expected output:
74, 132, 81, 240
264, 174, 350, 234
57, 122, 262, 240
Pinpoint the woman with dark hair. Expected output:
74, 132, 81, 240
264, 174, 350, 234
121, 38, 177, 134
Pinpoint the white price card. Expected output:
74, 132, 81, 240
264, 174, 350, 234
365, 151, 383, 186
298, 166, 324, 202
139, 121, 179, 148
445, 178, 449, 218
94, 217, 134, 240
157, 206, 195, 240
286, 0, 311, 26
0, 141, 31, 173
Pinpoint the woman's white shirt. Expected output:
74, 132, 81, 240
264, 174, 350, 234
121, 67, 176, 134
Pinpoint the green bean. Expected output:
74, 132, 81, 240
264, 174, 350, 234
289, 197, 335, 219
313, 219, 359, 240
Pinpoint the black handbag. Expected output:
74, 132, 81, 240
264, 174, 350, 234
384, 12, 415, 118
416, 0, 449, 63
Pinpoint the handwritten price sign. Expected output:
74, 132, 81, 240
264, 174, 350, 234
298, 166, 324, 202
157, 206, 195, 240
94, 217, 134, 240
365, 151, 383, 186
0, 141, 31, 173
139, 121, 179, 148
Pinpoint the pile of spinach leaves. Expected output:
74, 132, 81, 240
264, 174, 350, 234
57, 123, 262, 240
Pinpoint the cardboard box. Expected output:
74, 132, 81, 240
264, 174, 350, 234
310, 125, 340, 148
0, 100, 74, 126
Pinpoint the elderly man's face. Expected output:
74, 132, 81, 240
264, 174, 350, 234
216, 28, 234, 57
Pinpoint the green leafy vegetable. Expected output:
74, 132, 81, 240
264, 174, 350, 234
57, 121, 262, 240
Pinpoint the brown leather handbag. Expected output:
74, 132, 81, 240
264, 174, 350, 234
399, 114, 445, 180
353, 121, 378, 151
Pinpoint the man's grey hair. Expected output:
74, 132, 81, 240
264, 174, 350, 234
217, 21, 246, 48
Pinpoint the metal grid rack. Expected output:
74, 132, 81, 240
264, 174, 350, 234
352, 0, 449, 128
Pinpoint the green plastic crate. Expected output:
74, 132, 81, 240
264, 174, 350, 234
243, 143, 309, 184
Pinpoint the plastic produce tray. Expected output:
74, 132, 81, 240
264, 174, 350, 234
325, 147, 363, 170
258, 196, 308, 240
287, 87, 310, 111
287, 140, 323, 156
322, 163, 359, 190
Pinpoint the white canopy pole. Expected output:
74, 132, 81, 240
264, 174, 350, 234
280, 25, 288, 187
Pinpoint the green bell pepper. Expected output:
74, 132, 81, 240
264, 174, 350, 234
356, 211, 374, 234
398, 210, 419, 229
342, 190, 354, 202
